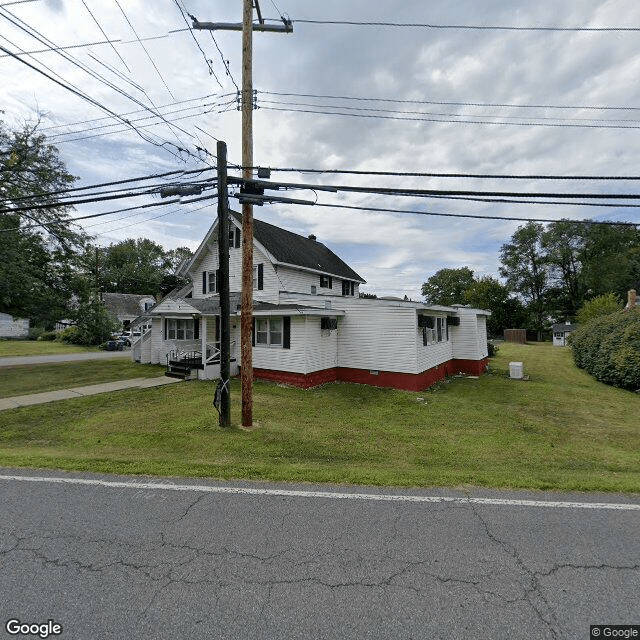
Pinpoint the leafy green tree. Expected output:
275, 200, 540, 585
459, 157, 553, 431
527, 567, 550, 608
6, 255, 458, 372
421, 267, 475, 305
0, 118, 87, 326
464, 276, 527, 337
576, 293, 623, 325
80, 239, 193, 298
59, 298, 118, 345
499, 222, 547, 336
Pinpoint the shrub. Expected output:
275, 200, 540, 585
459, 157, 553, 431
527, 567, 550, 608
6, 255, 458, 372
36, 330, 58, 341
576, 293, 622, 325
487, 342, 499, 357
28, 326, 46, 340
58, 325, 83, 344
570, 310, 640, 390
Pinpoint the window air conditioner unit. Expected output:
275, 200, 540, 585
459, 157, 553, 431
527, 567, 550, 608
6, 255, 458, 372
321, 317, 338, 330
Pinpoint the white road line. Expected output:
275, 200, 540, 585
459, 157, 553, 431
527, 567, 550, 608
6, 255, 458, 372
1, 474, 639, 511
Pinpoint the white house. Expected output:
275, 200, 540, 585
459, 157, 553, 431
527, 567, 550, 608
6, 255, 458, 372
0, 312, 29, 338
133, 212, 490, 391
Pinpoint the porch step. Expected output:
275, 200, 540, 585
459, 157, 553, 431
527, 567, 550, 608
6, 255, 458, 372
165, 363, 192, 380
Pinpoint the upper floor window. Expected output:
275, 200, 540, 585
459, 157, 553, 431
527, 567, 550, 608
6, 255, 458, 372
202, 270, 219, 294
229, 227, 240, 248
253, 263, 264, 290
320, 274, 332, 289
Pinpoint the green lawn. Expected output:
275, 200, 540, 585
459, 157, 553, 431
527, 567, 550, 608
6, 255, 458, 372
0, 342, 638, 493
0, 360, 166, 398
0, 340, 99, 357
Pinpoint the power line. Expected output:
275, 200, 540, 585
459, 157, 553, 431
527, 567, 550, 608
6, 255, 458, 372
0, 38, 121, 57
258, 166, 640, 181
113, 0, 176, 100
259, 90, 640, 113
289, 18, 640, 33
81, 0, 130, 72
259, 98, 640, 127
262, 105, 640, 131
311, 202, 639, 226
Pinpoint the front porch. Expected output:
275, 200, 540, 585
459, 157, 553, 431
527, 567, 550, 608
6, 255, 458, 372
165, 341, 238, 380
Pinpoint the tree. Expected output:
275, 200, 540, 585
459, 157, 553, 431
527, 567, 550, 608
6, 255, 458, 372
0, 117, 87, 327
499, 222, 547, 336
463, 276, 527, 337
81, 239, 193, 298
421, 267, 475, 305
541, 220, 588, 319
576, 293, 623, 325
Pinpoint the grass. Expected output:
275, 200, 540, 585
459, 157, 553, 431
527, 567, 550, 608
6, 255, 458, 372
0, 340, 99, 357
0, 342, 638, 493
0, 360, 166, 398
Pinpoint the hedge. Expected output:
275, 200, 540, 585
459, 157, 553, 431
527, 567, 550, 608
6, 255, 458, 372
569, 309, 640, 391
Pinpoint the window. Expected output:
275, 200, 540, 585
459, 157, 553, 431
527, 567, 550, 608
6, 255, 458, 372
202, 270, 219, 294
421, 316, 448, 346
165, 318, 198, 341
253, 316, 290, 348
253, 264, 264, 290
320, 274, 332, 289
229, 227, 240, 248
342, 280, 355, 296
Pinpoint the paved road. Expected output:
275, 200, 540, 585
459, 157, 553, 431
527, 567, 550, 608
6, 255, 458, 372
0, 350, 132, 367
0, 469, 638, 639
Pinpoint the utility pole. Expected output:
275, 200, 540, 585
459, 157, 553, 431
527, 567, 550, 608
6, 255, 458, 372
193, 2, 292, 428
217, 140, 231, 428
240, 0, 254, 428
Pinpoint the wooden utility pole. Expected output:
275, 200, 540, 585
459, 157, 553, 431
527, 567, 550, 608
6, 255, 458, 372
240, 0, 254, 428
193, 2, 292, 428
216, 140, 231, 428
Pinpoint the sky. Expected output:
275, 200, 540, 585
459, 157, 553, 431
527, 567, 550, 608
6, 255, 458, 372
2, 0, 640, 298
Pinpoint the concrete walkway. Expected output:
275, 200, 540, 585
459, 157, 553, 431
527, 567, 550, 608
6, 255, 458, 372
0, 376, 182, 411
0, 350, 132, 367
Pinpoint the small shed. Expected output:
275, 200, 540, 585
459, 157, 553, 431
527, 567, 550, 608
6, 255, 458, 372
552, 322, 577, 347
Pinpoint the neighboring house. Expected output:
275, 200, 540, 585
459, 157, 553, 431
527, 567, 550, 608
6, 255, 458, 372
552, 322, 577, 347
101, 293, 157, 333
0, 312, 29, 338
134, 212, 490, 391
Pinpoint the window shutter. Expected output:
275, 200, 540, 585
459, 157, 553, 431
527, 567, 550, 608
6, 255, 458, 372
164, 318, 167, 341
235, 227, 241, 248
194, 318, 199, 340
257, 263, 263, 290
252, 317, 255, 346
329, 276, 332, 289
202, 271, 207, 294
215, 269, 220, 293
215, 315, 220, 342
283, 316, 290, 349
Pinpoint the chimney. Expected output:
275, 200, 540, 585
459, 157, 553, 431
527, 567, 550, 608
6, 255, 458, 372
308, 234, 317, 241
627, 289, 637, 310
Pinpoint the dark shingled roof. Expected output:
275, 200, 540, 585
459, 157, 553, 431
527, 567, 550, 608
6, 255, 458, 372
102, 293, 156, 319
230, 211, 365, 283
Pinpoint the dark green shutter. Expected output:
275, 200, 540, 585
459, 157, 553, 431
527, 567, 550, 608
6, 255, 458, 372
194, 318, 199, 340
252, 317, 255, 346
283, 316, 290, 349
164, 318, 167, 341
202, 271, 207, 294
235, 228, 241, 248
257, 263, 263, 290
215, 269, 220, 293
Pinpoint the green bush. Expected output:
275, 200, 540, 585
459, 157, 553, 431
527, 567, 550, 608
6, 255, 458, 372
58, 325, 83, 344
576, 293, 623, 325
570, 309, 640, 390
36, 330, 58, 341
28, 326, 46, 340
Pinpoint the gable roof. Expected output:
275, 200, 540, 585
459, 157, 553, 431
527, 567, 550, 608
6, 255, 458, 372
183, 211, 365, 283
101, 293, 156, 319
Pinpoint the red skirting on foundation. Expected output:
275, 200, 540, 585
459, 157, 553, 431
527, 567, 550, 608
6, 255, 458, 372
250, 358, 489, 391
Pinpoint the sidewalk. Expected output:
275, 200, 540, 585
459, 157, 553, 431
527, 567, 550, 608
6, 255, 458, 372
0, 350, 132, 367
0, 376, 182, 411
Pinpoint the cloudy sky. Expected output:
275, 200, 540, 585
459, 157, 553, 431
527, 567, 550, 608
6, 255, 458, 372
3, 0, 640, 297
